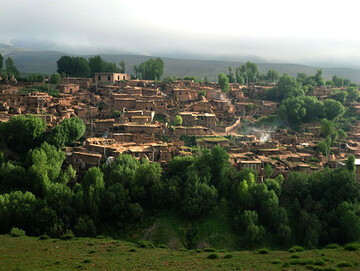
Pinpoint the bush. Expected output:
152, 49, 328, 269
207, 253, 219, 259
344, 243, 359, 251
137, 240, 155, 248
129, 248, 137, 252
271, 259, 282, 264
10, 227, 25, 237
203, 247, 217, 252
88, 250, 96, 254
224, 254, 233, 259
157, 244, 168, 249
60, 230, 74, 240
288, 245, 305, 252
326, 243, 340, 249
82, 259, 91, 264
258, 248, 269, 254
337, 261, 352, 267
38, 234, 50, 240
313, 259, 326, 266
291, 254, 300, 259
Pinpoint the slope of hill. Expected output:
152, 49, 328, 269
2, 43, 359, 82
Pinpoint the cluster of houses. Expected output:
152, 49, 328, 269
0, 72, 359, 181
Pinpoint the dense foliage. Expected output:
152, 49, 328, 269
57, 55, 119, 77
133, 58, 164, 80
0, 115, 359, 250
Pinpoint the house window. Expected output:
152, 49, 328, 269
118, 75, 120, 80
98, 75, 101, 81
108, 75, 111, 81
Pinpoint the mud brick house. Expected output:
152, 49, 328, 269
95, 73, 130, 84
196, 137, 229, 148
173, 89, 198, 102
113, 123, 164, 136
172, 126, 212, 136
179, 112, 216, 129
58, 84, 79, 94
70, 151, 102, 170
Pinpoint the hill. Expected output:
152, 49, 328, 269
1, 43, 359, 82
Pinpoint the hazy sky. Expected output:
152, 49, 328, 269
1, 0, 359, 67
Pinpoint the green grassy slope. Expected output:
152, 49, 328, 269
0, 235, 359, 270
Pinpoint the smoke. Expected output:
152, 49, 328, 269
260, 132, 271, 143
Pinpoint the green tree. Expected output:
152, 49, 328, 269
314, 69, 325, 86
265, 69, 279, 83
57, 56, 90, 77
264, 164, 273, 178
133, 58, 164, 80
173, 115, 183, 126
119, 60, 125, 73
332, 75, 344, 87
218, 73, 229, 92
346, 155, 355, 172
238, 61, 259, 85
346, 86, 359, 102
0, 115, 46, 154
227, 66, 235, 83
47, 117, 86, 148
324, 99, 345, 120
0, 54, 3, 70
5, 57, 19, 77
49, 73, 61, 84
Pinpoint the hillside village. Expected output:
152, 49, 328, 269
0, 71, 359, 182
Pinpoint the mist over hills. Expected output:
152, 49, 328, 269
1, 43, 359, 83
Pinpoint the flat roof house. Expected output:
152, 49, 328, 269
95, 73, 130, 84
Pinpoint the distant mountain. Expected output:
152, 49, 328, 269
1, 43, 359, 83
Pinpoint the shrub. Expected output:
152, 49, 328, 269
38, 234, 50, 240
291, 254, 300, 259
129, 248, 137, 252
137, 240, 155, 248
344, 243, 359, 251
60, 230, 74, 240
157, 244, 168, 249
337, 261, 352, 268
313, 259, 326, 266
203, 247, 217, 252
10, 227, 25, 237
88, 250, 96, 254
326, 243, 340, 249
258, 248, 269, 254
224, 254, 233, 259
288, 245, 305, 252
82, 259, 91, 264
207, 253, 219, 259
271, 259, 282, 264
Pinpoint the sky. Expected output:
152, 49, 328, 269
0, 0, 359, 67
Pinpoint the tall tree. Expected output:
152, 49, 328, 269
218, 73, 229, 92
119, 61, 125, 73
0, 54, 3, 70
5, 57, 19, 77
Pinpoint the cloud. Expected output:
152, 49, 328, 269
0, 0, 359, 67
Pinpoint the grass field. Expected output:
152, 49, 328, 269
0, 235, 359, 270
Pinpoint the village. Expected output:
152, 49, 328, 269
0, 72, 359, 182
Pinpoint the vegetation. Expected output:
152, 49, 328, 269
218, 73, 229, 92
56, 55, 119, 77
133, 58, 164, 80
0, 235, 359, 270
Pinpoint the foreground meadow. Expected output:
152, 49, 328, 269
0, 235, 359, 270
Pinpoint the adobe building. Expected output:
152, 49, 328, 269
58, 84, 80, 94
95, 73, 131, 84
